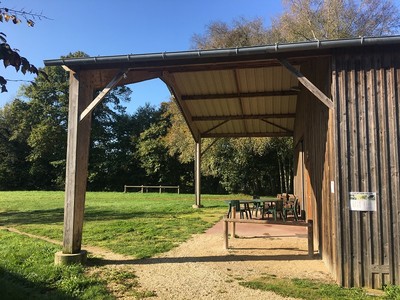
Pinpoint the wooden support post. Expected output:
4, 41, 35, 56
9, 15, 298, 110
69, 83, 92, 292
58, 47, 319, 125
62, 70, 93, 255
193, 140, 203, 208
223, 219, 228, 249
231, 206, 236, 238
308, 219, 314, 257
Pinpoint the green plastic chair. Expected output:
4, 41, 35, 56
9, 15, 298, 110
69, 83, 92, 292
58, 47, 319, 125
227, 200, 251, 219
264, 200, 284, 221
283, 198, 299, 221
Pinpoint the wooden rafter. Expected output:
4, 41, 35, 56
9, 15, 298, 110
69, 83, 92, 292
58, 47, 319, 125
261, 119, 293, 133
192, 113, 295, 122
161, 71, 200, 141
233, 69, 248, 134
203, 132, 293, 138
181, 90, 298, 101
203, 120, 229, 135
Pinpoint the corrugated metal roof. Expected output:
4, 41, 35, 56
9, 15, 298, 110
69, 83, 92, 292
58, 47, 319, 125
43, 36, 400, 141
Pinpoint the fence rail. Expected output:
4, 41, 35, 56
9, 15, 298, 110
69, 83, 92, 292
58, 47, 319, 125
124, 185, 180, 194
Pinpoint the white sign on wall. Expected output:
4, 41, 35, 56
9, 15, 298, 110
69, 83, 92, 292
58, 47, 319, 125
349, 192, 377, 211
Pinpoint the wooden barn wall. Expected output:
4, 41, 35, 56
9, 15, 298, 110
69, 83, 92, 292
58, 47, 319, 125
333, 46, 400, 288
293, 57, 337, 276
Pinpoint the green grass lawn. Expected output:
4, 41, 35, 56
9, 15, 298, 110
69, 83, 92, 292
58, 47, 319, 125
240, 275, 394, 299
0, 191, 243, 258
0, 229, 112, 299
0, 191, 243, 298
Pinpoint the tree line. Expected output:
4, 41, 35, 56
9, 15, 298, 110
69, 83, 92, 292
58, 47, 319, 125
1, 0, 399, 195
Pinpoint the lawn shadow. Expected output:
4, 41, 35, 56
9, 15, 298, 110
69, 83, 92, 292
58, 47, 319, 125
231, 247, 308, 252
237, 234, 308, 239
87, 253, 319, 267
0, 209, 65, 226
0, 266, 77, 299
0, 208, 183, 226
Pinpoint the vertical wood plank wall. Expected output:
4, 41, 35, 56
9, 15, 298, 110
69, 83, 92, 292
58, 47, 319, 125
333, 46, 400, 288
293, 57, 337, 275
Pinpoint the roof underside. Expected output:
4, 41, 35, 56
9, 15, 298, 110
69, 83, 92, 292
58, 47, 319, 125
44, 36, 400, 142
170, 64, 299, 139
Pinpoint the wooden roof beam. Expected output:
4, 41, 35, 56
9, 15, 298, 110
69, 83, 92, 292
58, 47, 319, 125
203, 120, 229, 135
192, 113, 296, 122
182, 90, 298, 101
161, 71, 201, 142
261, 119, 293, 133
203, 132, 293, 138
233, 69, 248, 134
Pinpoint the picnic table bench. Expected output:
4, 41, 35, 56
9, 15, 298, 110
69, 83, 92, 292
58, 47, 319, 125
222, 216, 314, 257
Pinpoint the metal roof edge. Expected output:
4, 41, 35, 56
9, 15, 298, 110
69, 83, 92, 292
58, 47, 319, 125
44, 35, 400, 67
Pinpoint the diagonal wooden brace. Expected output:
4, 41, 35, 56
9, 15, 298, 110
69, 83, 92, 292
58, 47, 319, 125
79, 68, 129, 122
278, 59, 334, 110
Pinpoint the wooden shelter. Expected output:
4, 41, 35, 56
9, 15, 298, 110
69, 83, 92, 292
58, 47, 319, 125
44, 35, 400, 288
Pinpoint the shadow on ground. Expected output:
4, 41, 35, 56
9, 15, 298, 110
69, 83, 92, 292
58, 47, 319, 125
87, 252, 320, 267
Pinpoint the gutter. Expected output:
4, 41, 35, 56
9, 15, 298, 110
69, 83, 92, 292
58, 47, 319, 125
44, 35, 400, 67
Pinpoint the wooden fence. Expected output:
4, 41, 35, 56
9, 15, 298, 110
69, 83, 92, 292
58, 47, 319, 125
124, 185, 180, 194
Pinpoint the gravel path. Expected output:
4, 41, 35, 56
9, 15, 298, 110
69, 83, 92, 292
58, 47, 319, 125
129, 222, 334, 300
2, 222, 334, 299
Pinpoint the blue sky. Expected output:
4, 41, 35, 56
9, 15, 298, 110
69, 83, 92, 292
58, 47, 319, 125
2, 0, 283, 113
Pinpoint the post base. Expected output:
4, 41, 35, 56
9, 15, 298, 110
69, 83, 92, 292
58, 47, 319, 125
192, 204, 204, 208
54, 250, 87, 265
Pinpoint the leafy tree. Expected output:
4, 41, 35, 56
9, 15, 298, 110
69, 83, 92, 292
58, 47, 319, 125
0, 61, 69, 190
0, 6, 49, 92
202, 138, 280, 195
0, 100, 31, 190
19, 52, 80, 189
0, 50, 139, 191
86, 99, 175, 191
270, 0, 400, 42
163, 100, 194, 164
87, 85, 135, 191
136, 103, 193, 189
191, 17, 270, 49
